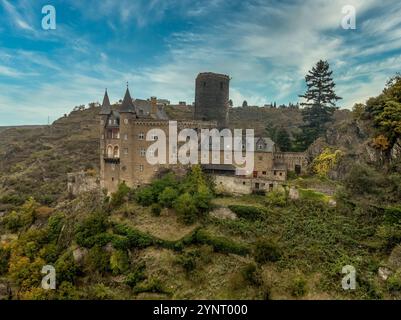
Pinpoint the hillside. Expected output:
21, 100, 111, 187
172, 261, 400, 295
1, 81, 401, 300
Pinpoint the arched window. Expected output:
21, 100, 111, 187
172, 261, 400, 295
107, 145, 113, 158
113, 146, 120, 158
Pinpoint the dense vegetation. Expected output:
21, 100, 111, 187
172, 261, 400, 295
0, 75, 401, 300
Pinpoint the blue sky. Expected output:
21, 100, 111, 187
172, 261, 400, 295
1, 0, 401, 125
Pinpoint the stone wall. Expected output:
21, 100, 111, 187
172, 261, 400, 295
67, 171, 100, 196
214, 175, 284, 195
194, 72, 230, 128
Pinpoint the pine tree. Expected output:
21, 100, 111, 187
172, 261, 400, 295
275, 128, 291, 152
297, 60, 342, 150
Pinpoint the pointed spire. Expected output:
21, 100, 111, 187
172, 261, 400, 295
99, 89, 112, 115
120, 84, 136, 113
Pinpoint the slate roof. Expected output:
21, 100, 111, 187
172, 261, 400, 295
99, 89, 112, 115
120, 87, 136, 113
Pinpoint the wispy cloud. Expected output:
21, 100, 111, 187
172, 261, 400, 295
1, 0, 401, 125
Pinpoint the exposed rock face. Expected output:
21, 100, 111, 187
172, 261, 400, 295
73, 247, 88, 266
388, 245, 401, 270
289, 187, 299, 200
0, 282, 11, 300
391, 139, 401, 161
378, 267, 392, 281
210, 207, 237, 220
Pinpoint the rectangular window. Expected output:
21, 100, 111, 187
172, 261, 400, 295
262, 171, 266, 175
139, 132, 145, 140
124, 134, 128, 140
139, 165, 144, 172
140, 148, 146, 157
124, 148, 128, 155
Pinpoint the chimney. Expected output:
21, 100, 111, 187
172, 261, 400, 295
150, 96, 158, 115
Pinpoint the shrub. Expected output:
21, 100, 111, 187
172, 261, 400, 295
228, 205, 265, 220
112, 224, 155, 249
150, 203, 162, 217
46, 213, 65, 242
135, 187, 155, 207
110, 182, 131, 208
2, 197, 38, 232
195, 229, 250, 256
86, 245, 111, 274
75, 212, 109, 248
125, 263, 146, 288
388, 272, 401, 293
175, 250, 199, 274
266, 190, 287, 207
241, 263, 261, 286
253, 239, 281, 264
0, 246, 10, 275
384, 206, 401, 225
193, 185, 213, 213
133, 277, 166, 294
55, 251, 79, 284
174, 193, 198, 224
110, 250, 129, 275
56, 281, 80, 300
158, 187, 178, 208
290, 276, 308, 297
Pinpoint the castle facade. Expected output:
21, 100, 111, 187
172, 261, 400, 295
98, 73, 307, 194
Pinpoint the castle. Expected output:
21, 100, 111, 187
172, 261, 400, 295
98, 72, 307, 195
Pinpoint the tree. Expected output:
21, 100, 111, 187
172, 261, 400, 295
228, 99, 233, 107
275, 128, 291, 152
297, 60, 342, 150
242, 100, 248, 108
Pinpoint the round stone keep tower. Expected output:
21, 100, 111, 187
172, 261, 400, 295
194, 72, 230, 128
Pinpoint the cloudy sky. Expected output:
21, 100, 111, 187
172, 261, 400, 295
0, 0, 401, 125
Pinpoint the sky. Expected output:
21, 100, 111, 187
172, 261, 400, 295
0, 0, 401, 125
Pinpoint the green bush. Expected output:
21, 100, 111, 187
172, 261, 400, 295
75, 212, 109, 248
2, 197, 38, 232
135, 187, 155, 207
388, 272, 401, 293
113, 224, 155, 248
87, 245, 111, 274
174, 193, 198, 224
0, 247, 10, 275
55, 251, 79, 284
290, 276, 308, 297
150, 203, 162, 217
193, 185, 213, 213
241, 263, 261, 286
253, 239, 281, 264
195, 229, 249, 256
46, 213, 65, 242
266, 190, 287, 207
384, 206, 401, 225
110, 250, 129, 275
125, 263, 146, 288
158, 187, 178, 208
228, 205, 265, 220
110, 182, 131, 208
175, 250, 199, 274
133, 277, 166, 294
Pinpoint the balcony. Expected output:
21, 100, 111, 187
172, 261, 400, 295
104, 155, 120, 164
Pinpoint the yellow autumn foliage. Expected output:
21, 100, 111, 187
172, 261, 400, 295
312, 148, 342, 177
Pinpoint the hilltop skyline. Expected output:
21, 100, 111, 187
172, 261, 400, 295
1, 0, 401, 125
